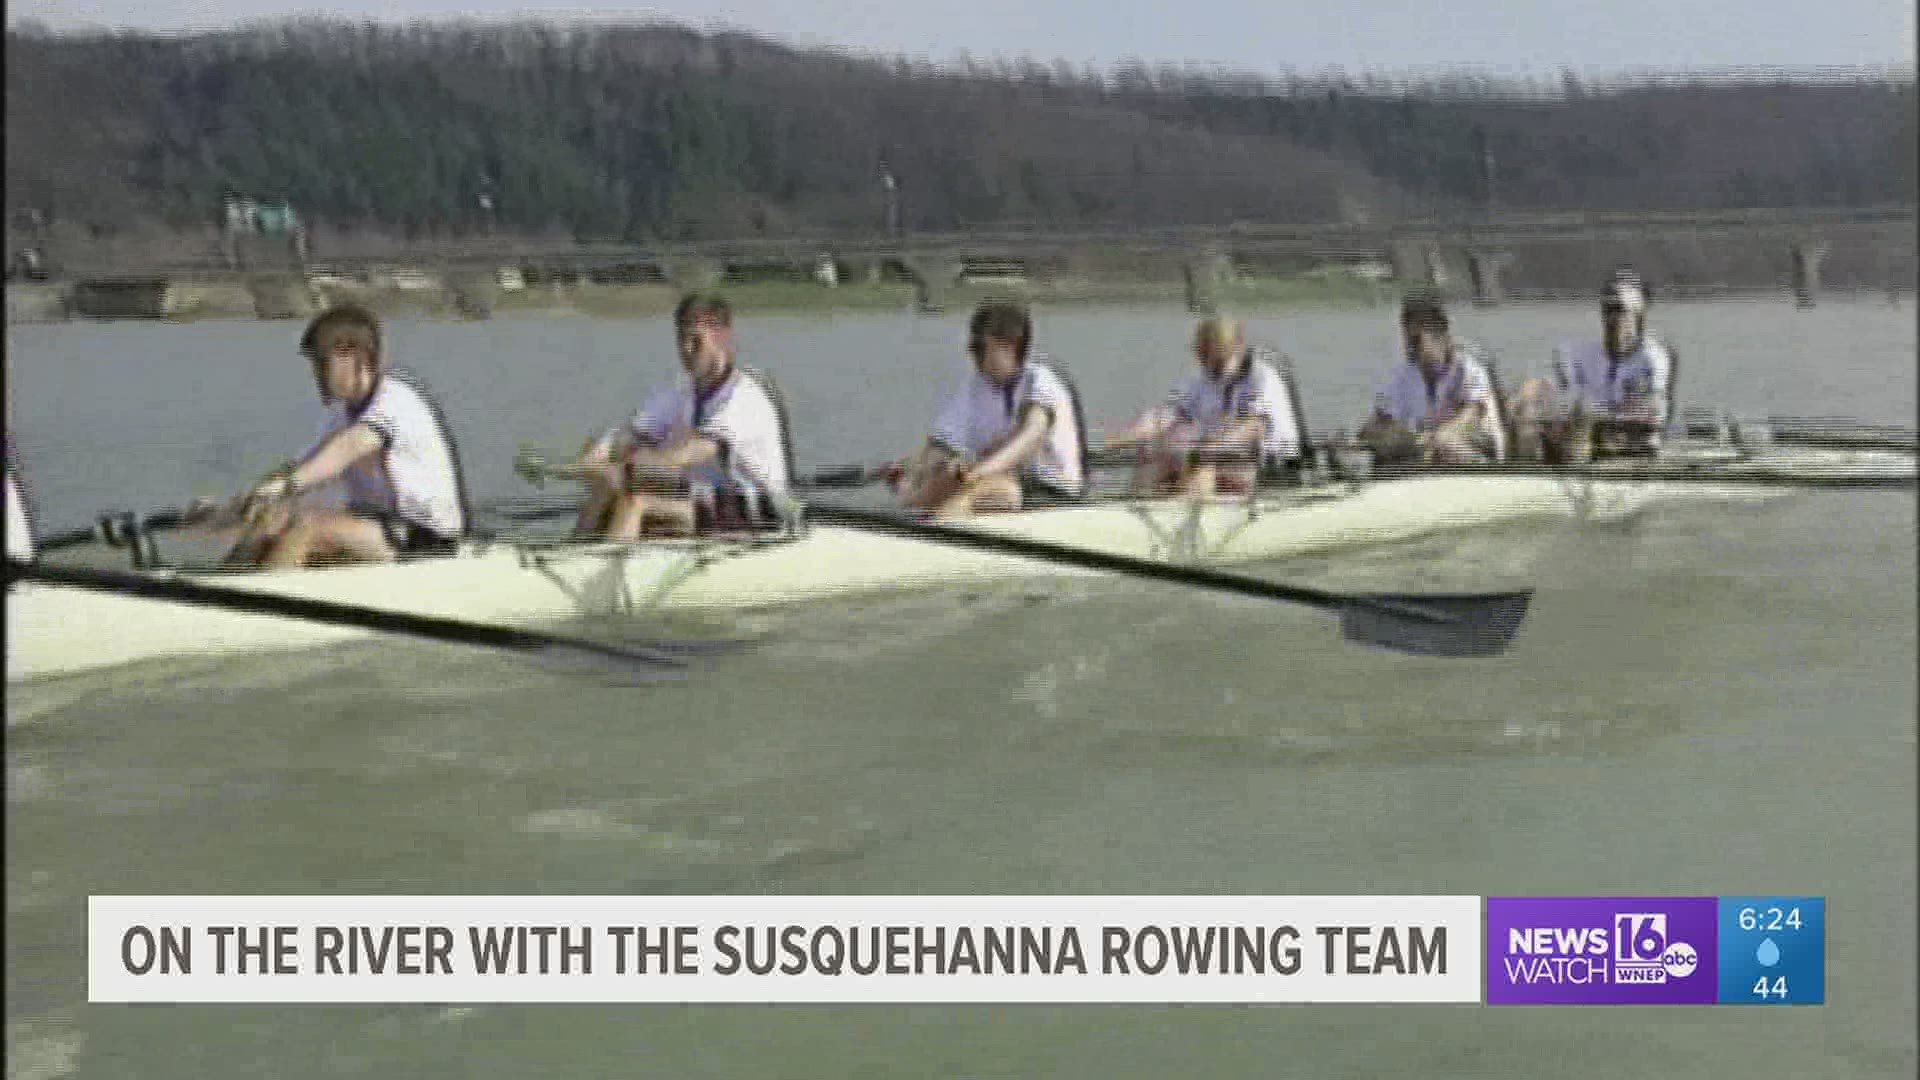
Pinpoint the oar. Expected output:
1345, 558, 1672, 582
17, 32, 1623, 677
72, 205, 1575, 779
515, 448, 890, 493
799, 501, 1532, 659
5, 561, 701, 683
1762, 417, 1916, 453
31, 504, 220, 557
1370, 461, 1915, 490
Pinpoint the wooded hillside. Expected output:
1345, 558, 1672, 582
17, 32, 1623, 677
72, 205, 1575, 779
6, 20, 1913, 243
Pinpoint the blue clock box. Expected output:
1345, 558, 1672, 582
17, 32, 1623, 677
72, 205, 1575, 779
1717, 896, 1825, 1005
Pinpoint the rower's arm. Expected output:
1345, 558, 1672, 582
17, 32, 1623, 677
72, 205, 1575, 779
1432, 399, 1487, 440
285, 421, 384, 490
1108, 403, 1181, 448
1359, 408, 1402, 441
971, 404, 1052, 479
628, 431, 722, 471
1199, 414, 1266, 452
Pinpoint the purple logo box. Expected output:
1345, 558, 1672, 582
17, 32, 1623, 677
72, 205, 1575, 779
1487, 897, 1719, 1004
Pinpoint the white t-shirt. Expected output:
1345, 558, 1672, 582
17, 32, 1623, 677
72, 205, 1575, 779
1373, 344, 1506, 459
5, 469, 32, 563
932, 356, 1086, 496
312, 372, 466, 538
628, 366, 792, 502
1552, 334, 1674, 431
1165, 347, 1303, 465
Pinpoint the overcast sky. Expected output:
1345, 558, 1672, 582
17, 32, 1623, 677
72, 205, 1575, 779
7, 0, 1915, 74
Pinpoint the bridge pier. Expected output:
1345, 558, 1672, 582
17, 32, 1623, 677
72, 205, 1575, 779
1183, 250, 1234, 314
447, 271, 498, 320
1467, 250, 1514, 307
1791, 241, 1828, 308
661, 257, 724, 292
1388, 241, 1437, 289
248, 275, 318, 320
4, 282, 69, 323
900, 257, 955, 314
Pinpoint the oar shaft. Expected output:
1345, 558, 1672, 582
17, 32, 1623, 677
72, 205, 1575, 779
7, 561, 687, 669
1375, 462, 1914, 489
802, 502, 1463, 624
37, 522, 107, 553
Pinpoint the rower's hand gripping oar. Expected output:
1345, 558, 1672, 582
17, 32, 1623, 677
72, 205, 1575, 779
800, 501, 1532, 658
493, 451, 893, 524
5, 560, 696, 684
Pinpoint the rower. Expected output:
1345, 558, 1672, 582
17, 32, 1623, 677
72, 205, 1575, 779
1512, 268, 1675, 462
226, 304, 467, 568
1358, 292, 1506, 465
563, 293, 792, 539
886, 299, 1087, 519
1108, 316, 1304, 495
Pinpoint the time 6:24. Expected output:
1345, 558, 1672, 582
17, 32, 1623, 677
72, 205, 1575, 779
1738, 907, 1803, 932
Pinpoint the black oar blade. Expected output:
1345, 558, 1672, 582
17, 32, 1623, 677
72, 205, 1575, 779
1338, 590, 1533, 658
519, 640, 692, 687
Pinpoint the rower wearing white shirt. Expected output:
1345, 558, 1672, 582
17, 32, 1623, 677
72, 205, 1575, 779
888, 299, 1087, 519
227, 305, 467, 569
565, 293, 792, 539
1359, 292, 1505, 465
1513, 268, 1675, 462
1110, 316, 1304, 495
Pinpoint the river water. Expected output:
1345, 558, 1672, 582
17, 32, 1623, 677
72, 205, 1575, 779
6, 299, 1915, 1079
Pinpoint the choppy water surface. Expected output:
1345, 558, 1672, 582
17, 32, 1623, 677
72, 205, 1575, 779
6, 300, 1915, 1079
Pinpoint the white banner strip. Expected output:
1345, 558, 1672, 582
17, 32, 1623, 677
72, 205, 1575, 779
89, 895, 1481, 1004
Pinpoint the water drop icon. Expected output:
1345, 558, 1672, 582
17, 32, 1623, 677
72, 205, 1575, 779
1757, 938, 1781, 967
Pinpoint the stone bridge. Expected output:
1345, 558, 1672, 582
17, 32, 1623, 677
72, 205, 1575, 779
32, 206, 1915, 318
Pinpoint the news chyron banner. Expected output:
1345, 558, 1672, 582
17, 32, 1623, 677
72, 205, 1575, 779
86, 895, 1824, 1005
89, 896, 1481, 1004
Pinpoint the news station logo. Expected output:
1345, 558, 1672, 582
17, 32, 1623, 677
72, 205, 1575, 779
1487, 898, 1717, 1004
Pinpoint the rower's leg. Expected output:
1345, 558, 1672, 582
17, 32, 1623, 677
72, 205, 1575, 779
574, 459, 626, 538
1426, 434, 1479, 465
1131, 451, 1182, 495
603, 494, 652, 541
902, 463, 965, 512
646, 498, 697, 537
935, 473, 1021, 519
1360, 419, 1420, 464
1214, 465, 1257, 496
260, 512, 393, 569
221, 503, 294, 566
1178, 462, 1218, 497
1511, 379, 1557, 462
604, 494, 697, 540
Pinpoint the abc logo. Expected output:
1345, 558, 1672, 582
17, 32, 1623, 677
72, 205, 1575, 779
1661, 942, 1699, 978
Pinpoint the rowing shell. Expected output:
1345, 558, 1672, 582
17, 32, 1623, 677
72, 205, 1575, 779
6, 444, 1908, 683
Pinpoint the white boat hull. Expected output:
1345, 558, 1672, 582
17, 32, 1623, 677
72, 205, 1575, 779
6, 447, 1907, 683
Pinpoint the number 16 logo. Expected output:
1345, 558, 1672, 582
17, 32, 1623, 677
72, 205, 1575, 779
1615, 913, 1668, 962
